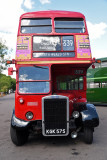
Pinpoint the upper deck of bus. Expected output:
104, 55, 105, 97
15, 10, 92, 67
18, 10, 87, 35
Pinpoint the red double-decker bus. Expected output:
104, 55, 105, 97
8, 10, 99, 146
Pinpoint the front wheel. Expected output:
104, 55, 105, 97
84, 127, 93, 144
10, 126, 29, 146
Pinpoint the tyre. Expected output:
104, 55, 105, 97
84, 127, 93, 144
10, 126, 29, 146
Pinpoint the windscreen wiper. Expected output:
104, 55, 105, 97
33, 65, 48, 69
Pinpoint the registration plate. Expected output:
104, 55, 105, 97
45, 129, 66, 135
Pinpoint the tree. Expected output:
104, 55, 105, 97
0, 39, 8, 74
0, 38, 15, 94
0, 73, 16, 93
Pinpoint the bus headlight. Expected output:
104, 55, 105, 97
72, 111, 79, 119
26, 111, 33, 120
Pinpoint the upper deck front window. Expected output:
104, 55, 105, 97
55, 18, 85, 33
21, 18, 52, 33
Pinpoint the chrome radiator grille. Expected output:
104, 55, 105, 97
42, 95, 69, 136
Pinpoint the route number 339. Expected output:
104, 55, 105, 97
63, 40, 73, 46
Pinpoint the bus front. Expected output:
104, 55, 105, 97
10, 11, 99, 146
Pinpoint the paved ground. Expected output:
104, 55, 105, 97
0, 93, 107, 160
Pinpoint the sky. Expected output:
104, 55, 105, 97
0, 0, 107, 77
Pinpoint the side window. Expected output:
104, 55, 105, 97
71, 80, 74, 90
79, 77, 83, 90
87, 82, 101, 88
102, 82, 107, 88
60, 82, 67, 90
56, 75, 84, 90
74, 79, 78, 90
57, 76, 66, 90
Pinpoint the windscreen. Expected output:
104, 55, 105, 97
18, 66, 50, 93
19, 66, 49, 80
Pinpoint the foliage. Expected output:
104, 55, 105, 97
0, 39, 9, 74
0, 73, 16, 93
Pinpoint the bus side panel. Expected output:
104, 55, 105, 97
87, 88, 107, 103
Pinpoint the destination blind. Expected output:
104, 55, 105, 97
33, 36, 75, 58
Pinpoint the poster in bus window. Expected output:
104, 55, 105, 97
76, 35, 91, 58
16, 36, 31, 59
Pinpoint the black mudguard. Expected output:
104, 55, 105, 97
80, 104, 99, 128
11, 109, 30, 130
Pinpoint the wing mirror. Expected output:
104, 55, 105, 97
8, 67, 14, 75
7, 59, 16, 75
